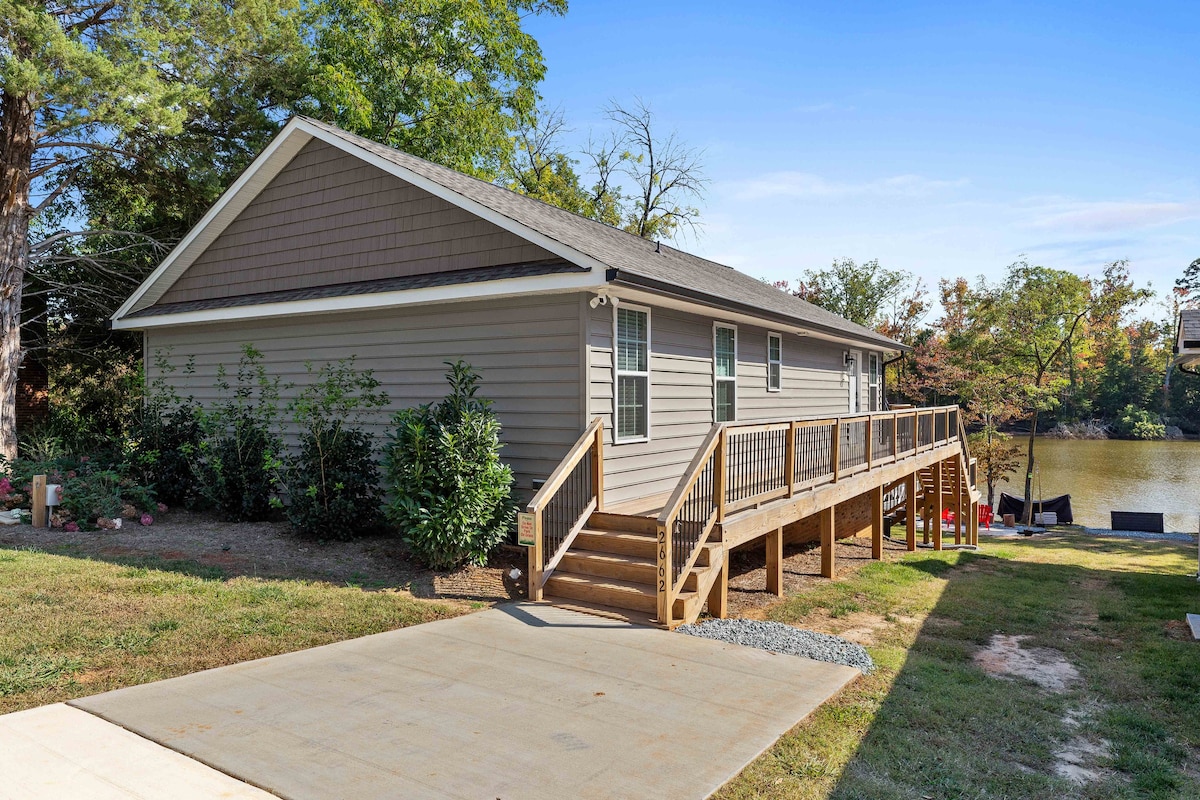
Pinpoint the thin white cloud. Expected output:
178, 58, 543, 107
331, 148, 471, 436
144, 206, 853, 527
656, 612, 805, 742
729, 171, 969, 202
1026, 201, 1200, 232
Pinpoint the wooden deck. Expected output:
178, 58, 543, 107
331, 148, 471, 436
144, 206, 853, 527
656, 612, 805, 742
523, 406, 979, 629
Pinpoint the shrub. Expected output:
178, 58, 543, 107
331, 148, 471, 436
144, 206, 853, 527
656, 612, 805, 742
284, 359, 389, 540
127, 350, 205, 509
1113, 405, 1166, 440
383, 361, 515, 570
190, 345, 285, 522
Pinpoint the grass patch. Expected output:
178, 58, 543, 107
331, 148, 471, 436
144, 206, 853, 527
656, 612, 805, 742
719, 534, 1200, 799
0, 546, 463, 714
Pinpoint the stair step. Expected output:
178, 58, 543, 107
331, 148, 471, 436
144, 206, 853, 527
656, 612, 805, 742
543, 572, 705, 619
558, 551, 656, 583
588, 511, 658, 534
573, 529, 657, 558
544, 572, 656, 613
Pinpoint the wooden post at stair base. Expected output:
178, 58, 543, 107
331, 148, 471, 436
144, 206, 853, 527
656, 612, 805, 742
528, 512, 544, 602
708, 554, 729, 618
959, 469, 969, 546
905, 471, 917, 551
591, 419, 605, 511
820, 506, 836, 578
971, 499, 980, 546
766, 526, 784, 596
931, 458, 944, 551
870, 485, 884, 560
32, 474, 47, 528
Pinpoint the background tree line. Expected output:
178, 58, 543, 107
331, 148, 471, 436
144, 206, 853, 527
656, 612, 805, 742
2, 0, 706, 457
783, 256, 1200, 523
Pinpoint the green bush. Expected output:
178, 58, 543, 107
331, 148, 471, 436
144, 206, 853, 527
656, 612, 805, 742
190, 345, 285, 522
1114, 404, 1166, 440
284, 360, 389, 540
127, 350, 205, 509
383, 361, 515, 570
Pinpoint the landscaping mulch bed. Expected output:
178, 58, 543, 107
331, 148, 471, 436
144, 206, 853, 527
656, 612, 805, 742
0, 511, 524, 603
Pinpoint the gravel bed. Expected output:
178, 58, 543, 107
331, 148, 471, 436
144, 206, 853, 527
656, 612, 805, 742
677, 618, 875, 674
1082, 528, 1197, 543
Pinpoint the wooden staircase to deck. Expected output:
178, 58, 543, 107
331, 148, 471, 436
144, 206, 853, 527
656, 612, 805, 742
541, 511, 725, 626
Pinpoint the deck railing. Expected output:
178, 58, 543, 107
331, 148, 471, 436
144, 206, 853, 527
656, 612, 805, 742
654, 405, 965, 627
524, 417, 604, 600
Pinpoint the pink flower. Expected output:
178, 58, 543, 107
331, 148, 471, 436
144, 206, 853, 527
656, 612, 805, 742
156, 502, 168, 514
0, 478, 11, 495
64, 521, 79, 532
140, 513, 154, 526
80, 456, 89, 463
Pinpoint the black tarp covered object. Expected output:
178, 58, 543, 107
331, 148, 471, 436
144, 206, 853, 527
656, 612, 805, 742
996, 492, 1074, 524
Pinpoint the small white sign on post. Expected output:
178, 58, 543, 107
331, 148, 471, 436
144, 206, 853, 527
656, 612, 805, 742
517, 512, 536, 547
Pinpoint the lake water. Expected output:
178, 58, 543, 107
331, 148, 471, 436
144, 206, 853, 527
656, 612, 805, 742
993, 438, 1200, 533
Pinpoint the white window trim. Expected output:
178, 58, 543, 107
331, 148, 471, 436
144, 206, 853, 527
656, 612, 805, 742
767, 331, 783, 393
713, 322, 738, 423
613, 302, 652, 444
868, 352, 881, 411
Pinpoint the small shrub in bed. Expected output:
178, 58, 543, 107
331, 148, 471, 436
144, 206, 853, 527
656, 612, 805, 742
127, 349, 206, 509
0, 455, 157, 531
383, 360, 515, 570
191, 345, 285, 522
284, 359, 389, 540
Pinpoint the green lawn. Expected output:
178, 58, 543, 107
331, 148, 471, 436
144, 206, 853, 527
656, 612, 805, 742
719, 534, 1200, 799
0, 546, 463, 714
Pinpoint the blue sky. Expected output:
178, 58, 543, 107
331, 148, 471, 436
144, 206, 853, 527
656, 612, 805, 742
525, 2, 1199, 308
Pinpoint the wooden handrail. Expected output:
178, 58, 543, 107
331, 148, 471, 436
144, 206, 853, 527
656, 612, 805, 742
526, 417, 604, 514
526, 416, 604, 601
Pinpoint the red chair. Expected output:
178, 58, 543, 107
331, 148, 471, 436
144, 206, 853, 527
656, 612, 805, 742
941, 508, 955, 525
979, 504, 994, 529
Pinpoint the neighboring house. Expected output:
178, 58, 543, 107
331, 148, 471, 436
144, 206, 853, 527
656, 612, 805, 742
114, 117, 977, 627
1169, 308, 1200, 380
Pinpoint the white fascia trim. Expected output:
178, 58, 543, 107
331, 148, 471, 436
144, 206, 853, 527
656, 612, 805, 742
111, 270, 605, 330
607, 286, 903, 355
114, 117, 609, 324
113, 118, 315, 320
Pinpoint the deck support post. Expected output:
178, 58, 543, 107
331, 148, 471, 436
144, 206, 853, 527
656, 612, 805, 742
952, 457, 962, 545
931, 458, 943, 551
970, 499, 979, 546
870, 485, 884, 560
591, 419, 605, 511
904, 471, 917, 551
766, 526, 784, 596
707, 554, 729, 618
820, 506, 836, 578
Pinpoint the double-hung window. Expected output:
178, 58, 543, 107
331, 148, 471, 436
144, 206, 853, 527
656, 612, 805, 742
868, 353, 880, 411
614, 305, 650, 441
767, 333, 782, 392
714, 324, 737, 422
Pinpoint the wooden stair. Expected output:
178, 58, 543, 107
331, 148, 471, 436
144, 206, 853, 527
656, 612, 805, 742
542, 512, 724, 628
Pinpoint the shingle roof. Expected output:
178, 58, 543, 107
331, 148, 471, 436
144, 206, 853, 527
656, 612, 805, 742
1180, 308, 1200, 347
300, 117, 904, 351
126, 260, 583, 318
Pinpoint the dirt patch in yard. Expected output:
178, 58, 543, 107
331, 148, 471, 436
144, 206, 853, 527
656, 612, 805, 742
974, 634, 1080, 693
0, 511, 523, 603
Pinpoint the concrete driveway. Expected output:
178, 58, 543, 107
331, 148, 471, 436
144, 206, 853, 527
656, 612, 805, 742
43, 603, 855, 799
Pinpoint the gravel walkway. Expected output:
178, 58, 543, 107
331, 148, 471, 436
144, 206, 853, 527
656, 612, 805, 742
677, 618, 875, 674
1082, 528, 1198, 543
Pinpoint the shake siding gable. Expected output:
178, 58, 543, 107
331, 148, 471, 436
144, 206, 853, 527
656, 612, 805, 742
157, 139, 557, 306
145, 295, 582, 496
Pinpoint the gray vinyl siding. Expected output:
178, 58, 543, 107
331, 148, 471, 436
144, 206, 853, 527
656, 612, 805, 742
588, 302, 881, 505
145, 295, 581, 497
158, 139, 556, 306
